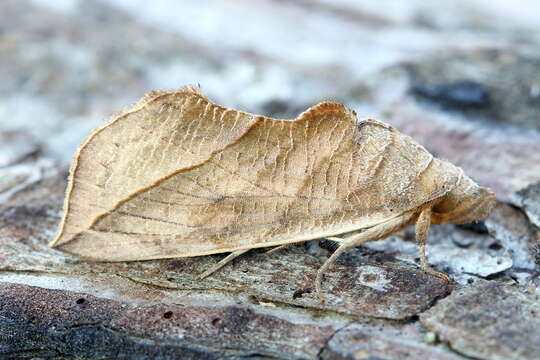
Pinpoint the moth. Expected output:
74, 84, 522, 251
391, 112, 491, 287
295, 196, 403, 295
50, 86, 496, 298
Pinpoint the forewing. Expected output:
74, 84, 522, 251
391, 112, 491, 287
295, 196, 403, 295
56, 103, 458, 261
51, 87, 258, 248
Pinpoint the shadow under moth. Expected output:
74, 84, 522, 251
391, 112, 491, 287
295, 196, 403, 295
50, 86, 496, 299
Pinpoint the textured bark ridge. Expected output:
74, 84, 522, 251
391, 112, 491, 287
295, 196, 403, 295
1, 1, 540, 359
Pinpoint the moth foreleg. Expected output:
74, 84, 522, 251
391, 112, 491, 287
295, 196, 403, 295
196, 249, 249, 280
415, 207, 452, 283
315, 213, 416, 301
265, 244, 291, 254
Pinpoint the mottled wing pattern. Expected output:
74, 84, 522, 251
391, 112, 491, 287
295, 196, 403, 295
53, 89, 460, 261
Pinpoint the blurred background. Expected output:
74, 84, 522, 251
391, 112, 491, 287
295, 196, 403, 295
1, 0, 540, 230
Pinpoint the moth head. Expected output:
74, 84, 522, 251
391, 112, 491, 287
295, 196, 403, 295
431, 173, 496, 225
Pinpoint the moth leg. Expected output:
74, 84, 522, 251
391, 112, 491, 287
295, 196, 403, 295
197, 249, 249, 280
315, 213, 415, 301
325, 236, 344, 242
416, 207, 452, 283
265, 244, 291, 254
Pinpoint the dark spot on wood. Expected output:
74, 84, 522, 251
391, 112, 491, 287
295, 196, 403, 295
292, 288, 312, 299
458, 221, 489, 234
163, 311, 173, 319
411, 79, 490, 109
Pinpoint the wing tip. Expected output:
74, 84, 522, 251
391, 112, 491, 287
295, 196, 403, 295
48, 228, 70, 249
48, 231, 94, 259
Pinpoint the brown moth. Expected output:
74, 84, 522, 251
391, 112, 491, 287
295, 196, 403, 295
50, 86, 496, 298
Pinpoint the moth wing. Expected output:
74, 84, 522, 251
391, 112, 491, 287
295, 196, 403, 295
51, 87, 258, 249
56, 102, 458, 261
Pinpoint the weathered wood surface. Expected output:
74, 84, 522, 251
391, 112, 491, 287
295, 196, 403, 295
1, 1, 539, 359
